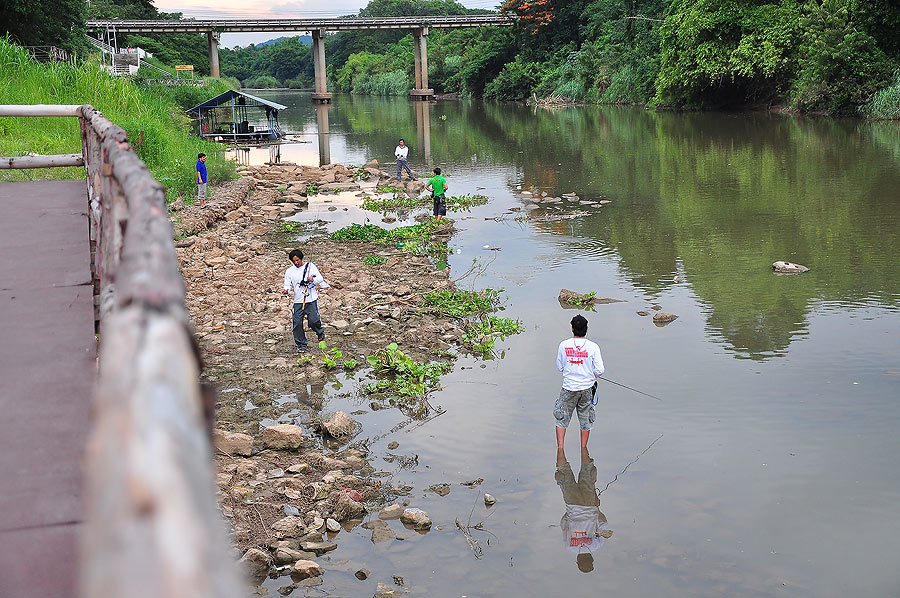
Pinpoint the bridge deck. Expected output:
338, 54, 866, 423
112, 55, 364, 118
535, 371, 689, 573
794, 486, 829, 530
0, 180, 97, 597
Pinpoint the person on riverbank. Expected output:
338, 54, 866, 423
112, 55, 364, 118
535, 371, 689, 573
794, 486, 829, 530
196, 152, 208, 208
556, 445, 608, 572
395, 138, 413, 181
282, 249, 326, 352
425, 167, 448, 221
555, 314, 605, 448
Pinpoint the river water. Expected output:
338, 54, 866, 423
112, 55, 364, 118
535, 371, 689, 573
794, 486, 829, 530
237, 91, 900, 597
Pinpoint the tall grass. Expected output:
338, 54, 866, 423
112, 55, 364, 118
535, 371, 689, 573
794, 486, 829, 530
862, 70, 900, 120
0, 38, 236, 201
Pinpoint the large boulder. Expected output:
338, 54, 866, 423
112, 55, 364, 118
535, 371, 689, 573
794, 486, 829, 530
213, 428, 253, 456
263, 424, 306, 450
406, 179, 425, 194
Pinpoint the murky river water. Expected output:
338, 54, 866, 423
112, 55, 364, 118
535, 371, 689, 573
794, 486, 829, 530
236, 92, 900, 597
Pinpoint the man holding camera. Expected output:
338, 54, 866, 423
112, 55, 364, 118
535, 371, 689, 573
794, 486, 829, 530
282, 249, 326, 352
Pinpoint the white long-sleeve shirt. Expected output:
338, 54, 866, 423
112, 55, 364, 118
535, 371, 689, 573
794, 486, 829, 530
395, 145, 409, 160
284, 262, 323, 304
556, 337, 605, 391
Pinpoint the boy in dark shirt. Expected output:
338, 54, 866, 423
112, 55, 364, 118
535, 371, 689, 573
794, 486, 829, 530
196, 153, 208, 208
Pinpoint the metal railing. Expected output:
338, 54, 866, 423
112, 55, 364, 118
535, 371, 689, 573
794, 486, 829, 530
0, 104, 242, 598
87, 14, 515, 32
24, 45, 72, 62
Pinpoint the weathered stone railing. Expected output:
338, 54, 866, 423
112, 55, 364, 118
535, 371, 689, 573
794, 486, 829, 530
0, 105, 241, 597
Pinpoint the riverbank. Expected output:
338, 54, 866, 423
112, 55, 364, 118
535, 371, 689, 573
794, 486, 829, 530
175, 161, 509, 594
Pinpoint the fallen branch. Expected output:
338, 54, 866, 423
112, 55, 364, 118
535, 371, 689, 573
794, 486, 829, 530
455, 518, 483, 559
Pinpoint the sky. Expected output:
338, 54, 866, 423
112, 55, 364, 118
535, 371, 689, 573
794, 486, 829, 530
152, 0, 502, 47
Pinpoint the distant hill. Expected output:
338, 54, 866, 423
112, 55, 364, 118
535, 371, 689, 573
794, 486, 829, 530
258, 35, 312, 47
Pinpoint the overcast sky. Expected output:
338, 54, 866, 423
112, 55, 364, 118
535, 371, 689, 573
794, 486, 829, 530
153, 0, 502, 47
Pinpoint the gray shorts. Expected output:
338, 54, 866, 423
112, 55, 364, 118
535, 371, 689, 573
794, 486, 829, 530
197, 182, 207, 200
554, 387, 595, 431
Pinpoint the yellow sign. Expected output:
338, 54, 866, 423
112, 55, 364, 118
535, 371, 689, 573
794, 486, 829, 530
174, 65, 194, 71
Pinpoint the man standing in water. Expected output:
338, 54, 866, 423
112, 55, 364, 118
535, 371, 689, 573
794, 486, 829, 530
425, 167, 448, 221
196, 152, 208, 208
395, 138, 413, 181
555, 314, 605, 448
282, 249, 326, 352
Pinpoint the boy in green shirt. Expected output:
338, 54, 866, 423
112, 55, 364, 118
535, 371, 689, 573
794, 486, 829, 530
425, 167, 449, 221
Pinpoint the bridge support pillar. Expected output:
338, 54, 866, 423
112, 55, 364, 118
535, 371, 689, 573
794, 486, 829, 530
410, 27, 433, 101
207, 31, 220, 78
311, 30, 332, 104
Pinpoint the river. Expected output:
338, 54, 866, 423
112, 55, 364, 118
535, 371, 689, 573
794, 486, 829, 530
233, 91, 900, 597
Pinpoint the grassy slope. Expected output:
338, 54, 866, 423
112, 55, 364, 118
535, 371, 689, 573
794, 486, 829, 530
0, 38, 236, 201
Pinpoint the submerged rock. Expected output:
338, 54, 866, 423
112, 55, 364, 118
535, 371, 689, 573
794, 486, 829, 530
484, 493, 497, 506
239, 548, 271, 581
322, 411, 357, 438
378, 504, 404, 520
772, 260, 809, 274
652, 312, 679, 326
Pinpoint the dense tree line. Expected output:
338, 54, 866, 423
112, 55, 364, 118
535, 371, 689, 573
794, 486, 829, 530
7, 0, 898, 115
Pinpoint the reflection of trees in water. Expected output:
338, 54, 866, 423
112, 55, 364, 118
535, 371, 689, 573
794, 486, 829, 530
250, 92, 900, 359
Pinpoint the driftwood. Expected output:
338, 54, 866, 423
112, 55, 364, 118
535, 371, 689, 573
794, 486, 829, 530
558, 288, 624, 309
77, 105, 242, 598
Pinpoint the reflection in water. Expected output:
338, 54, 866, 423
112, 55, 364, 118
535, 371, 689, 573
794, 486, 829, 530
555, 446, 609, 573
268, 143, 281, 165
415, 101, 432, 165
315, 104, 331, 166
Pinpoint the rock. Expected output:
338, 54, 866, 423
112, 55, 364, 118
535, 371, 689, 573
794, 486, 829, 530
326, 518, 341, 532
271, 516, 306, 538
355, 568, 370, 580
636, 311, 649, 316
268, 468, 285, 478
277, 584, 296, 596
213, 428, 253, 456
772, 260, 809, 274
365, 159, 379, 169
558, 288, 623, 307
283, 505, 301, 517
387, 441, 399, 450
205, 255, 228, 267
378, 504, 404, 520
363, 519, 395, 543
400, 508, 432, 530
652, 312, 679, 325
274, 547, 309, 566
292, 559, 322, 580
427, 483, 450, 497
239, 548, 271, 581
322, 411, 357, 438
375, 582, 398, 598
460, 478, 484, 487
333, 491, 366, 521
406, 179, 425, 194
484, 493, 497, 506
263, 424, 306, 449
300, 540, 338, 555
332, 319, 350, 330
286, 463, 310, 474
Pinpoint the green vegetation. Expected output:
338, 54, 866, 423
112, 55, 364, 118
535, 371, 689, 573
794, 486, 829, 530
306, 185, 321, 195
567, 291, 596, 308
215, 0, 899, 115
363, 255, 388, 266
421, 289, 503, 318
0, 39, 236, 201
362, 193, 489, 213
463, 316, 525, 357
366, 342, 453, 401
330, 221, 450, 256
862, 70, 900, 119
376, 185, 408, 194
3, 0, 87, 53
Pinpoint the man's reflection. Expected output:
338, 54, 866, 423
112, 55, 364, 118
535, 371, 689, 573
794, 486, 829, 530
556, 446, 610, 572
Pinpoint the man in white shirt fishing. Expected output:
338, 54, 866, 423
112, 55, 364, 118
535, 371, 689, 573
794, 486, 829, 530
555, 314, 605, 448
282, 249, 326, 352
394, 138, 413, 181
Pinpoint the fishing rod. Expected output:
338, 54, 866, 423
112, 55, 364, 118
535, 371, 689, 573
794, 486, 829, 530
598, 377, 663, 402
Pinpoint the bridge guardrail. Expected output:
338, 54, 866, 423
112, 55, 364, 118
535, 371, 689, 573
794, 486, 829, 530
0, 104, 242, 597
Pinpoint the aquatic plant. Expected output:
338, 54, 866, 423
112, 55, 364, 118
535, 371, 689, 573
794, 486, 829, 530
365, 343, 453, 399
362, 255, 387, 266
421, 288, 503, 318
463, 316, 525, 357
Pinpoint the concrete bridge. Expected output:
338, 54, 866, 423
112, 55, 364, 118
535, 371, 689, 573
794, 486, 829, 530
87, 15, 514, 101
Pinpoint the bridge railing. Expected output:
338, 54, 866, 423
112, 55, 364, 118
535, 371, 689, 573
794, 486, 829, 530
0, 104, 242, 597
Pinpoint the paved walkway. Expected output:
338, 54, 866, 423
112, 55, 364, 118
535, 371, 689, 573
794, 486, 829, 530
0, 180, 97, 597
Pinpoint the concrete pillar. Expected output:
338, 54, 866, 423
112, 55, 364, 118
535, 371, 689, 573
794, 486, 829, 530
410, 27, 433, 101
315, 104, 331, 166
311, 30, 332, 103
207, 31, 220, 78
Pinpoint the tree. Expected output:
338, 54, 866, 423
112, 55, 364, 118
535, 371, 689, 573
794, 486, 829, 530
2, 0, 87, 52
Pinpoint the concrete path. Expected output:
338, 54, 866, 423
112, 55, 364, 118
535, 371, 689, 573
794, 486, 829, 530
0, 180, 97, 597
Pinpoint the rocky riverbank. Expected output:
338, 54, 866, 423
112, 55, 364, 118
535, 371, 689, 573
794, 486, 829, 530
172, 161, 475, 596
